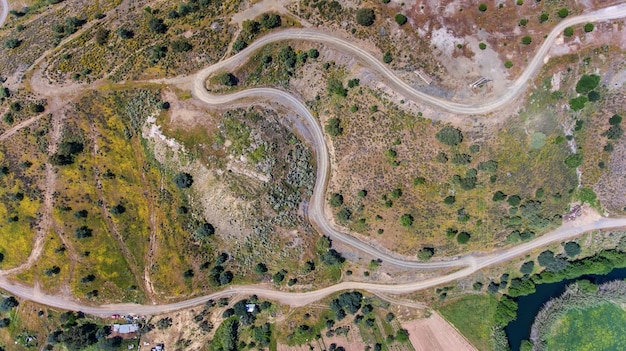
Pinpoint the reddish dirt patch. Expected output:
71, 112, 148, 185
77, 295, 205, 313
402, 311, 477, 351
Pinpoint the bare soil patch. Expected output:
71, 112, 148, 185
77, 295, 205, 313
402, 311, 476, 351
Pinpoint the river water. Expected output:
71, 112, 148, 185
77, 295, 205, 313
505, 267, 626, 351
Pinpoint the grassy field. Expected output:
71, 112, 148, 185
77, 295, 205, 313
546, 303, 626, 351
438, 294, 498, 351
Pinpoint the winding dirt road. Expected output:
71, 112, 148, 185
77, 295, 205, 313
0, 2, 626, 316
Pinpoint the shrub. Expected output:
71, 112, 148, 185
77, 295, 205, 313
196, 222, 215, 239
520, 261, 535, 274
110, 204, 125, 215
505, 60, 513, 68
356, 8, 375, 26
308, 48, 319, 58
519, 18, 528, 26
417, 247, 434, 261
400, 214, 413, 227
325, 118, 343, 136
564, 154, 583, 168
479, 42, 487, 50
609, 114, 622, 126
478, 160, 498, 172
394, 14, 407, 25
583, 23, 594, 32
443, 196, 456, 205
563, 242, 581, 257
587, 91, 600, 102
507, 195, 521, 206
329, 193, 343, 207
117, 28, 134, 39
382, 51, 392, 63
4, 38, 21, 49
457, 232, 470, 244
232, 38, 247, 52
603, 125, 623, 140
75, 226, 93, 239
539, 12, 549, 23
569, 96, 588, 111
493, 191, 507, 201
0, 87, 9, 98
337, 207, 352, 221
0, 297, 19, 312
478, 3, 487, 12
435, 126, 463, 146
95, 28, 109, 45
575, 74, 600, 94
171, 39, 192, 52
217, 72, 238, 86
557, 8, 569, 18
327, 78, 347, 97
173, 172, 193, 188
451, 153, 472, 165
564, 26, 574, 37
260, 13, 281, 29
521, 36, 532, 45
148, 17, 167, 33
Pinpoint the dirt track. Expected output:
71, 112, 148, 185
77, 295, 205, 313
0, 0, 625, 319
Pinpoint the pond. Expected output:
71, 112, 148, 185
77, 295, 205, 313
505, 267, 626, 351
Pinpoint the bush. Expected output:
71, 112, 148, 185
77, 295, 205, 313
493, 191, 507, 201
521, 36, 532, 45
417, 247, 434, 261
261, 13, 281, 29
479, 42, 487, 50
520, 261, 535, 274
400, 213, 413, 227
0, 87, 9, 98
457, 232, 470, 244
609, 114, 622, 126
575, 74, 600, 94
356, 8, 375, 26
327, 78, 347, 97
329, 193, 343, 207
394, 14, 407, 25
539, 12, 549, 23
382, 51, 392, 63
557, 8, 569, 18
110, 204, 125, 215
171, 39, 192, 52
563, 242, 581, 257
587, 90, 600, 102
478, 3, 487, 12
564, 153, 583, 168
435, 126, 463, 146
117, 28, 134, 39
519, 18, 528, 26
505, 60, 513, 68
75, 226, 93, 239
507, 195, 521, 206
569, 96, 588, 111
196, 222, 215, 239
321, 249, 345, 265
173, 172, 193, 188
603, 125, 623, 140
443, 196, 456, 205
308, 48, 319, 58
564, 26, 574, 37
451, 153, 471, 165
0, 297, 19, 312
148, 17, 167, 33
4, 38, 21, 49
584, 23, 594, 32
337, 207, 352, 221
95, 28, 109, 45
325, 118, 343, 136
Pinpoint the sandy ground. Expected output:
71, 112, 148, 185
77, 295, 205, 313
402, 311, 477, 351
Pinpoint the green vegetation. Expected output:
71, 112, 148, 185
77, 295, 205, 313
435, 126, 463, 146
356, 8, 375, 26
394, 14, 407, 25
505, 60, 513, 69
584, 23, 595, 32
564, 153, 583, 168
564, 26, 574, 37
569, 96, 588, 111
479, 42, 487, 50
439, 294, 498, 351
540, 12, 549, 23
478, 3, 487, 12
400, 213, 414, 227
557, 8, 569, 18
521, 36, 532, 45
575, 74, 600, 94
325, 118, 343, 137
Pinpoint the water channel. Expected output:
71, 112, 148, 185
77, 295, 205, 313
505, 267, 626, 351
